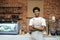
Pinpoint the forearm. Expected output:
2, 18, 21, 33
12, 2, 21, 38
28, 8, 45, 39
33, 26, 45, 31
29, 26, 36, 31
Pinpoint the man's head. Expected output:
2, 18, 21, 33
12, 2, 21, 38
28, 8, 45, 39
33, 7, 40, 17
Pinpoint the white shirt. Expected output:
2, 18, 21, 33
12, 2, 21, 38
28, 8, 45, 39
29, 17, 46, 27
29, 17, 46, 40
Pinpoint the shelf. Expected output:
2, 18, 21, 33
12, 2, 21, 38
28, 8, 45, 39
0, 7, 21, 8
0, 12, 22, 14
0, 18, 22, 21
0, 5, 22, 21
0, 5, 22, 8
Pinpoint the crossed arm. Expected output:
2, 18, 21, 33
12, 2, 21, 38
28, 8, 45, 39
29, 25, 46, 31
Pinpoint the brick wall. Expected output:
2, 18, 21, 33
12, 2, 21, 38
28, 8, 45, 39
0, 0, 60, 34
20, 0, 60, 34
0, 0, 27, 34
44, 0, 60, 21
44, 0, 60, 33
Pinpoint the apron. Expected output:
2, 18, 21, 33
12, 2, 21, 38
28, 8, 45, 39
31, 31, 43, 40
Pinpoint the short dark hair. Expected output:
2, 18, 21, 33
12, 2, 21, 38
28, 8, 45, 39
33, 7, 40, 13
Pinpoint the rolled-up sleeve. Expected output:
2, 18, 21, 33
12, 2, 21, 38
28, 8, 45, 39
41, 19, 46, 27
29, 19, 33, 26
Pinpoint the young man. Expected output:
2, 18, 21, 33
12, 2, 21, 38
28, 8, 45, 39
29, 7, 46, 40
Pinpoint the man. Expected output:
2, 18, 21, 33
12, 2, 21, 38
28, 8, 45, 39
29, 7, 46, 40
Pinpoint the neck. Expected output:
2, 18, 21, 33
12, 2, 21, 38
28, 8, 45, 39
35, 16, 39, 18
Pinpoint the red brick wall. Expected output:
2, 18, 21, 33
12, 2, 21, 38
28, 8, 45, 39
44, 0, 60, 21
0, 0, 27, 34
20, 0, 60, 33
44, 0, 60, 33
0, 0, 60, 34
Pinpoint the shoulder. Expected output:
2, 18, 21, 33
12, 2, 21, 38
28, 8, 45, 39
29, 17, 34, 21
40, 17, 46, 21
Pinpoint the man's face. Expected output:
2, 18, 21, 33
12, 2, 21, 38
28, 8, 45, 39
34, 10, 40, 17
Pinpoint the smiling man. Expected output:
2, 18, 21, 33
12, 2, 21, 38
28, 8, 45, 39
29, 7, 46, 40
